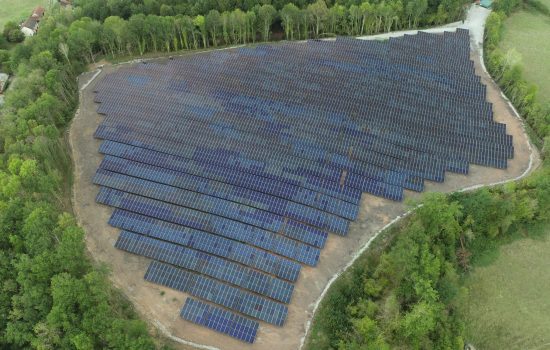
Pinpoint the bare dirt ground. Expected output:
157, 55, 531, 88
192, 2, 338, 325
69, 33, 538, 350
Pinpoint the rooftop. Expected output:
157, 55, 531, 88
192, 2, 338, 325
32, 6, 45, 18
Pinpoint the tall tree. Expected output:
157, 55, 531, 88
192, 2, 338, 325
245, 10, 257, 43
327, 4, 346, 35
175, 15, 194, 50
280, 3, 300, 39
258, 4, 277, 41
411, 0, 428, 28
360, 2, 375, 35
67, 18, 100, 63
144, 15, 161, 52
102, 16, 127, 55
206, 10, 222, 46
307, 0, 329, 37
128, 14, 148, 55
193, 15, 208, 47
349, 4, 362, 35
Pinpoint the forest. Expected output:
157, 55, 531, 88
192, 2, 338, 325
0, 0, 548, 348
0, 6, 159, 350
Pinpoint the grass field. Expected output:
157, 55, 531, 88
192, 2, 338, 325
459, 223, 550, 350
499, 8, 550, 104
0, 0, 50, 31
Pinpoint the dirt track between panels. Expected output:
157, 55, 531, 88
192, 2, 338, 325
69, 39, 538, 350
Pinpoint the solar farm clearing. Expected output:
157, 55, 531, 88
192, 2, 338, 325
70, 29, 534, 350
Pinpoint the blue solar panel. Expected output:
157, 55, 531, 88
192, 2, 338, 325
145, 261, 288, 326
114, 230, 294, 303
96, 187, 321, 266
99, 140, 359, 220
94, 167, 341, 240
110, 209, 301, 282
100, 154, 339, 242
180, 298, 259, 343
94, 124, 365, 203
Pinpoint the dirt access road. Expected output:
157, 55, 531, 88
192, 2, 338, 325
70, 11, 538, 350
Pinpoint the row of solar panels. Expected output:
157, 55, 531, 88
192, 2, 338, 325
145, 68, 489, 116
174, 39, 470, 79
94, 168, 341, 242
110, 209, 302, 281
100, 156, 342, 238
97, 187, 321, 266
96, 54, 492, 117
98, 141, 359, 219
181, 297, 259, 343
115, 230, 295, 303
95, 106, 440, 188
96, 105, 512, 185
161, 47, 483, 103
94, 116, 511, 204
96, 113, 416, 191
94, 78, 496, 136
96, 116, 418, 197
94, 126, 368, 204
95, 97, 504, 183
94, 98, 440, 186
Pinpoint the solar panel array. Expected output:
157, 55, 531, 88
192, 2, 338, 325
92, 29, 513, 343
181, 298, 259, 343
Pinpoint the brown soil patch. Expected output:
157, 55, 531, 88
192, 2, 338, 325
69, 43, 538, 350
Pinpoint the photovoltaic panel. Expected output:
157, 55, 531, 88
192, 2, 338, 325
110, 209, 301, 282
97, 186, 321, 266
115, 230, 294, 303
100, 154, 339, 243
180, 298, 259, 343
97, 112, 413, 198
145, 260, 288, 326
94, 124, 366, 203
99, 140, 359, 221
93, 168, 341, 239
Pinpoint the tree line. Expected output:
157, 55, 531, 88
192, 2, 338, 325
74, 0, 468, 25
485, 0, 550, 145
60, 0, 469, 62
2, 0, 469, 70
0, 8, 159, 350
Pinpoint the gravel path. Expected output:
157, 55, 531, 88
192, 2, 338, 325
357, 5, 491, 51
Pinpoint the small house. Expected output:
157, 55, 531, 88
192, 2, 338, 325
20, 6, 45, 37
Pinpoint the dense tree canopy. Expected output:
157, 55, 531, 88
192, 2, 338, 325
44, 0, 470, 61
73, 0, 467, 21
0, 6, 157, 350
306, 171, 550, 349
68, 0, 470, 48
2, 22, 25, 43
